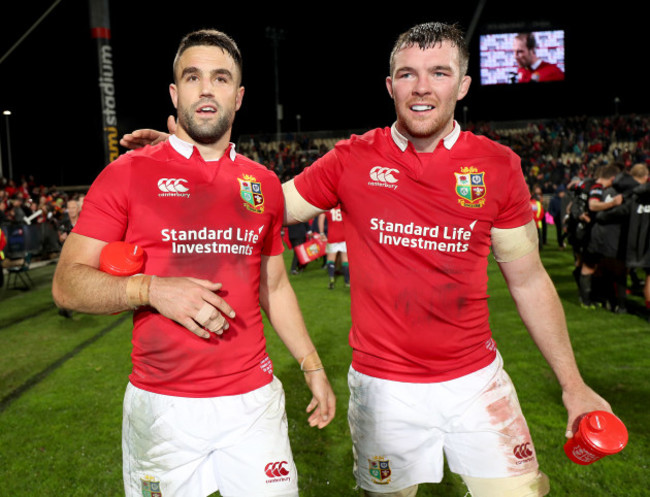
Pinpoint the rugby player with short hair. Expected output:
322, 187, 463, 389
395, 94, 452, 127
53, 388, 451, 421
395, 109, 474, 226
317, 204, 350, 289
53, 29, 335, 497
282, 22, 612, 497
513, 32, 565, 83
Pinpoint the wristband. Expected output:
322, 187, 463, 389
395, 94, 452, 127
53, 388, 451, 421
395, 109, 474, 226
298, 350, 324, 373
126, 274, 154, 308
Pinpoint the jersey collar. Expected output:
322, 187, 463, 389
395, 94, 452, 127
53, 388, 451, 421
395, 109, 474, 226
390, 121, 461, 152
169, 134, 237, 162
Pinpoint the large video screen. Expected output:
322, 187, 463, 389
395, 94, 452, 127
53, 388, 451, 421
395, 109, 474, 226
479, 30, 565, 85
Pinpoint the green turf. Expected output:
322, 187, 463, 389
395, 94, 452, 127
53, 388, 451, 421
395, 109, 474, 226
0, 234, 648, 496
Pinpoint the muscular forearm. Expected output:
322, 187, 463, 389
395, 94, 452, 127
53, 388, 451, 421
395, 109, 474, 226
52, 233, 133, 314
500, 254, 584, 391
498, 232, 613, 436
513, 270, 583, 389
506, 262, 613, 435
52, 262, 132, 314
53, 233, 232, 338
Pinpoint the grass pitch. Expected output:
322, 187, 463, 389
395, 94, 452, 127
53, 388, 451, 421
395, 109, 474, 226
0, 233, 648, 496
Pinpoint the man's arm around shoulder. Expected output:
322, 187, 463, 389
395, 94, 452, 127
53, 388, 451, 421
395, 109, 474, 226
282, 179, 324, 226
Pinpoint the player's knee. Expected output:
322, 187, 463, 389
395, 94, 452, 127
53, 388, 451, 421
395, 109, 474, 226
360, 484, 418, 497
460, 471, 549, 497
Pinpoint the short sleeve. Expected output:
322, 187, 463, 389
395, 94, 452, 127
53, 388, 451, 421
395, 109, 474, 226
261, 174, 285, 257
73, 156, 131, 242
293, 147, 345, 211
493, 152, 533, 229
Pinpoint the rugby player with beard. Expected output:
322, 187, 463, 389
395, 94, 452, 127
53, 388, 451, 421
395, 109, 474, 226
54, 29, 334, 497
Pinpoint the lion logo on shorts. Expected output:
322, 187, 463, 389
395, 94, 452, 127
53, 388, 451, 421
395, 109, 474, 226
369, 457, 391, 484
141, 476, 162, 497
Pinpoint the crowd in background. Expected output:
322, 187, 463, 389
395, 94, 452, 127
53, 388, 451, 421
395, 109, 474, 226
235, 113, 650, 192
2, 113, 650, 316
0, 176, 83, 263
479, 113, 649, 194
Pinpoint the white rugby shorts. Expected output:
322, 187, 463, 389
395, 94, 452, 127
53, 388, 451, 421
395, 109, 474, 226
326, 241, 347, 254
122, 377, 298, 497
348, 353, 539, 492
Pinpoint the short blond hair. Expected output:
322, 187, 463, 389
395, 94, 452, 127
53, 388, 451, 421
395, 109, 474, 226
630, 163, 649, 180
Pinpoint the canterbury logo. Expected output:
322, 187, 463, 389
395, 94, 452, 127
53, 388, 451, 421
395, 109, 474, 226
265, 461, 290, 478
369, 166, 399, 184
158, 178, 189, 193
513, 443, 534, 459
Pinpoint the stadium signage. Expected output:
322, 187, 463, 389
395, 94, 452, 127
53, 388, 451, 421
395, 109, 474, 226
98, 44, 119, 164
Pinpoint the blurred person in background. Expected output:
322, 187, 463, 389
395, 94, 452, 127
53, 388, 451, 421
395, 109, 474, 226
318, 204, 350, 289
578, 165, 623, 308
513, 32, 565, 83
548, 184, 569, 249
58, 196, 81, 245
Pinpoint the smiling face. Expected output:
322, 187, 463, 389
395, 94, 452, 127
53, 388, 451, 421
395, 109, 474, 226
386, 41, 471, 152
169, 45, 244, 147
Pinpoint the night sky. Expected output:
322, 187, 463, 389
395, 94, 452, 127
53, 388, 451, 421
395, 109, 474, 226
0, 1, 646, 187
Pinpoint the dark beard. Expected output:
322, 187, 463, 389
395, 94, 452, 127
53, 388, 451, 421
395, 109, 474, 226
178, 104, 233, 145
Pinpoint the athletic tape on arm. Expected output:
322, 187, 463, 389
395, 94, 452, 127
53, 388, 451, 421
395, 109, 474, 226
282, 179, 325, 223
298, 350, 324, 373
126, 274, 153, 308
491, 221, 538, 263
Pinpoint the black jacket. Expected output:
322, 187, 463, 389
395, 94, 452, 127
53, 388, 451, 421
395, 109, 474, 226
595, 183, 650, 267
589, 187, 626, 260
626, 183, 650, 268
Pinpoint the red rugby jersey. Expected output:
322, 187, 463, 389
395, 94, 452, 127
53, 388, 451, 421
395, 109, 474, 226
517, 60, 565, 83
294, 124, 533, 382
325, 205, 345, 243
74, 136, 284, 397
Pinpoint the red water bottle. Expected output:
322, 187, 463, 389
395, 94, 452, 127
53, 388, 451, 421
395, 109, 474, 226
99, 241, 144, 276
564, 411, 628, 465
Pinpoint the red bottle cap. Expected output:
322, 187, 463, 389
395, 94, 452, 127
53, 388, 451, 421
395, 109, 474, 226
580, 411, 628, 455
99, 241, 144, 276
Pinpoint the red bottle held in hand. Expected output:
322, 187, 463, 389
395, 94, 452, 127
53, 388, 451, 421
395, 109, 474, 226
99, 241, 144, 276
564, 411, 628, 465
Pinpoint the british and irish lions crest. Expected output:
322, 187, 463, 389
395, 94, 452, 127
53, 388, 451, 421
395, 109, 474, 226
369, 457, 391, 485
141, 477, 162, 497
238, 174, 265, 213
455, 166, 486, 208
